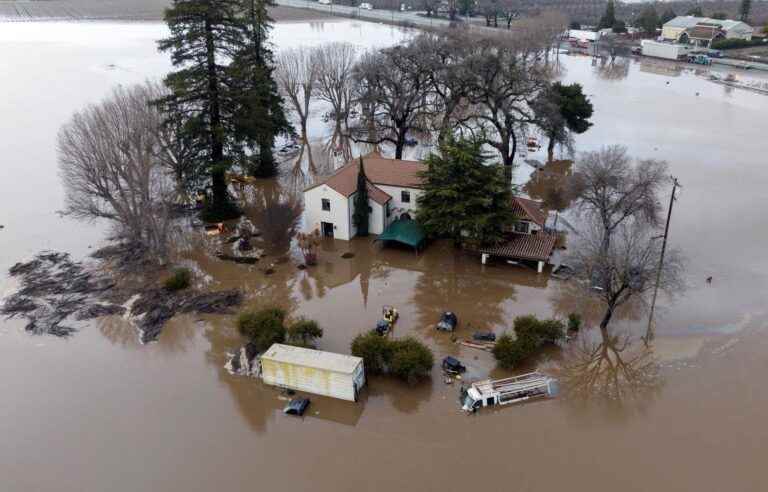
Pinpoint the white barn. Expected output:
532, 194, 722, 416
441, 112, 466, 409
303, 152, 425, 240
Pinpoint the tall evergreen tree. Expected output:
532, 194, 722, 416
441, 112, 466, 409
637, 5, 660, 35
229, 0, 290, 177
417, 137, 514, 247
660, 8, 677, 26
599, 0, 617, 29
353, 158, 370, 237
158, 0, 244, 220
740, 0, 752, 22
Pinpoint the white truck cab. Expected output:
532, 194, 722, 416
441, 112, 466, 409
461, 372, 559, 412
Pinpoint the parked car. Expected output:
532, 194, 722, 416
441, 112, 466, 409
442, 356, 466, 374
472, 331, 496, 342
359, 2, 373, 9
318, 0, 331, 4
283, 398, 310, 416
436, 311, 458, 332
404, 136, 418, 146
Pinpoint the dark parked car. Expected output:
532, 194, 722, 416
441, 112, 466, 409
283, 398, 310, 416
436, 311, 458, 332
472, 331, 496, 342
442, 356, 466, 374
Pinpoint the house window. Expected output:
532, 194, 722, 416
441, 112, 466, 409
513, 221, 530, 234
401, 190, 411, 203
368, 206, 373, 213
386, 202, 391, 217
321, 198, 331, 211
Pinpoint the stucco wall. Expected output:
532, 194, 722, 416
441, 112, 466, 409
304, 185, 351, 240
376, 185, 422, 220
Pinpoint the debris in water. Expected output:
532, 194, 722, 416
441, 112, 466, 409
2, 249, 242, 343
341, 252, 355, 259
226, 342, 261, 376
216, 253, 258, 264
1, 251, 116, 336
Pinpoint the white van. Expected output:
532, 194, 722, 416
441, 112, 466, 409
360, 2, 373, 9
318, 0, 331, 4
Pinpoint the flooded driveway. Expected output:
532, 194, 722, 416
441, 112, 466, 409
2, 21, 768, 492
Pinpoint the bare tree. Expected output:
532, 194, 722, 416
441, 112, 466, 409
569, 145, 669, 253
464, 29, 553, 176
414, 29, 474, 141
352, 43, 433, 159
312, 42, 358, 135
275, 47, 317, 143
567, 217, 684, 334
58, 82, 178, 260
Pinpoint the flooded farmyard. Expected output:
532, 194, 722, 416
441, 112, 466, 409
2, 14, 768, 492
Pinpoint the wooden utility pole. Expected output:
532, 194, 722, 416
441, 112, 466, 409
645, 176, 680, 345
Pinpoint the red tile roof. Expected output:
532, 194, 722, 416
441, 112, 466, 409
480, 232, 557, 263
305, 153, 425, 205
511, 196, 548, 227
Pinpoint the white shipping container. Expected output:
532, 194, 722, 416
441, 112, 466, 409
641, 40, 692, 60
259, 344, 366, 402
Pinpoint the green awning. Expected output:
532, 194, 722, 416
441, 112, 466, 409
375, 219, 426, 249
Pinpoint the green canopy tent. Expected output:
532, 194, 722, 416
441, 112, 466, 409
374, 218, 427, 253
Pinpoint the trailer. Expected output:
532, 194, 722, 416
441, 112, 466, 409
640, 40, 692, 60
259, 344, 365, 402
460, 372, 558, 412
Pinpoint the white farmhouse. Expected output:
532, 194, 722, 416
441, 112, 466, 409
303, 152, 425, 240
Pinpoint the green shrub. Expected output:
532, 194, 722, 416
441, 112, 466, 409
711, 38, 766, 50
389, 337, 434, 384
492, 315, 565, 369
287, 318, 323, 348
513, 315, 564, 345
237, 307, 286, 352
164, 268, 192, 291
493, 333, 539, 369
351, 333, 434, 383
567, 313, 583, 333
351, 331, 393, 374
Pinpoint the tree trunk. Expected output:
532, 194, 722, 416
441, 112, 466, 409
204, 17, 225, 207
599, 305, 614, 333
547, 135, 556, 162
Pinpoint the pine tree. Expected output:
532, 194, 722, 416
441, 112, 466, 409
599, 0, 617, 29
417, 137, 514, 247
353, 158, 370, 237
740, 0, 752, 22
660, 8, 677, 26
229, 0, 291, 177
158, 0, 244, 221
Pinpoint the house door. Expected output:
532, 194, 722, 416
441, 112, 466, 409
321, 221, 334, 238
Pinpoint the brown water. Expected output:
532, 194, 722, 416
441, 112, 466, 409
2, 21, 768, 492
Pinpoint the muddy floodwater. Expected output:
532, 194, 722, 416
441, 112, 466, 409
2, 20, 768, 492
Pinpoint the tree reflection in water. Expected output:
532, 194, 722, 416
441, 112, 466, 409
558, 327, 663, 419
595, 56, 630, 81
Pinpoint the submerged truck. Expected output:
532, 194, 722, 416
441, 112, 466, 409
460, 372, 559, 412
259, 344, 366, 402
